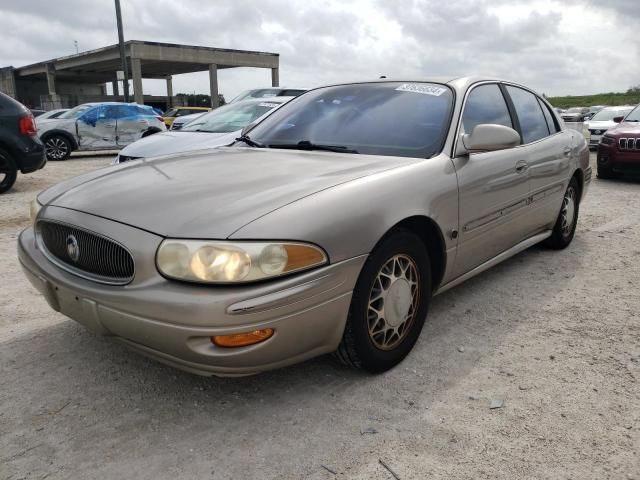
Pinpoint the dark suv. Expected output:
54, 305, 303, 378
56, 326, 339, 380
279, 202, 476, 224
0, 92, 46, 193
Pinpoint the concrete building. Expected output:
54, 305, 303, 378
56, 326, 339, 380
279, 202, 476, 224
0, 40, 280, 110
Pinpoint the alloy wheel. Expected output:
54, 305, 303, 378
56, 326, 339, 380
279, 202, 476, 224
560, 185, 577, 237
45, 137, 68, 160
367, 254, 420, 351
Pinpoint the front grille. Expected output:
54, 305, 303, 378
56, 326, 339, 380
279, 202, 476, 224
37, 220, 134, 285
618, 138, 640, 150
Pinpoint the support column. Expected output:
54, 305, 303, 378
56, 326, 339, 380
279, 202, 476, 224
209, 64, 219, 108
131, 57, 143, 104
45, 63, 62, 109
271, 67, 279, 87
45, 63, 57, 95
166, 76, 173, 108
112, 80, 119, 96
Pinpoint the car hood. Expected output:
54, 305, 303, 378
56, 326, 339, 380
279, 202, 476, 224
42, 148, 420, 238
119, 131, 238, 159
585, 121, 615, 130
605, 122, 640, 136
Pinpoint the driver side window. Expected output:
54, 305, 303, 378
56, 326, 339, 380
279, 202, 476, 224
462, 84, 513, 134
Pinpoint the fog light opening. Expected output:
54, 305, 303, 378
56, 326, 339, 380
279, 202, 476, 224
212, 328, 274, 348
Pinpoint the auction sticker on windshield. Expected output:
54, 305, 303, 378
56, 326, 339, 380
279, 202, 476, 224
258, 103, 280, 108
395, 84, 448, 96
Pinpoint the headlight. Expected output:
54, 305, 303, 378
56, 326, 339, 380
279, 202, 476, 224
156, 240, 328, 283
29, 197, 42, 224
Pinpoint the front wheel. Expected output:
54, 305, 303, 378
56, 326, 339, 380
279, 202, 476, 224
543, 177, 580, 249
0, 150, 18, 194
44, 135, 71, 161
334, 230, 431, 373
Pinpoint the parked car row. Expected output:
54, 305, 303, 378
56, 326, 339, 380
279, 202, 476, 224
560, 105, 605, 123
21, 77, 595, 376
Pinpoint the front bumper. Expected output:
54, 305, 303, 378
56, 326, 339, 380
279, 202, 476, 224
597, 142, 640, 174
18, 213, 365, 376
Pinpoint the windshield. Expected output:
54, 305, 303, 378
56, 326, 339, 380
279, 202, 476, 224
59, 104, 93, 119
591, 108, 633, 121
231, 89, 280, 103
625, 105, 640, 122
566, 107, 585, 113
245, 82, 453, 159
180, 101, 282, 133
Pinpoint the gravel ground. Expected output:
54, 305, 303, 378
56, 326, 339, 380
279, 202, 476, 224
1, 153, 639, 480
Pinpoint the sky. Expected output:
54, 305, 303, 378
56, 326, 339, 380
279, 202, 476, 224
1, 0, 638, 100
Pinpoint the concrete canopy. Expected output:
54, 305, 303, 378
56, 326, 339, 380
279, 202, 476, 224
8, 40, 280, 108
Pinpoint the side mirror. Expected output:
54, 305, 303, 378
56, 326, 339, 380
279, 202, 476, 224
458, 124, 520, 155
613, 116, 624, 123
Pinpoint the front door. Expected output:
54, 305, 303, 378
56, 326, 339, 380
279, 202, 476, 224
77, 105, 118, 149
451, 83, 532, 278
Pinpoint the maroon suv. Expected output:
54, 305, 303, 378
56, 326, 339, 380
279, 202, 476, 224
597, 104, 640, 178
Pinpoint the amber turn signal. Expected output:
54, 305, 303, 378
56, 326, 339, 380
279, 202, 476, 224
212, 328, 274, 348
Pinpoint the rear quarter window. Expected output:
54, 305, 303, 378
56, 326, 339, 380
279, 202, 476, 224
506, 86, 550, 144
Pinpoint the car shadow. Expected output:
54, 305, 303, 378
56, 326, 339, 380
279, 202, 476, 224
2, 235, 587, 477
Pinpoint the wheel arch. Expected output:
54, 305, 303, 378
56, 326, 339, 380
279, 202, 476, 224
40, 129, 78, 150
383, 215, 447, 292
572, 168, 584, 201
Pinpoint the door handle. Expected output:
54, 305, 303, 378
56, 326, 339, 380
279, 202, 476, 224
515, 161, 529, 173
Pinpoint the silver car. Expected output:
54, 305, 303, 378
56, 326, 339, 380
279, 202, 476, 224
20, 77, 590, 376
113, 97, 292, 164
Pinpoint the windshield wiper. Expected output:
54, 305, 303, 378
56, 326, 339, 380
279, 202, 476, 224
235, 134, 265, 148
268, 140, 358, 154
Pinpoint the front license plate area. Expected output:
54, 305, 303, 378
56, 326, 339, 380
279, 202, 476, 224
55, 286, 109, 335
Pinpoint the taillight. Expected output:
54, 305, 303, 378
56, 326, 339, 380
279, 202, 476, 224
19, 114, 37, 136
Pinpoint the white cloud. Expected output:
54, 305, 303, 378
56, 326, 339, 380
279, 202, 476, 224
1, 0, 638, 100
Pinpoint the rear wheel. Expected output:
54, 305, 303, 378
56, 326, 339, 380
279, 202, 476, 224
543, 177, 580, 249
44, 135, 71, 161
0, 149, 18, 194
334, 230, 431, 373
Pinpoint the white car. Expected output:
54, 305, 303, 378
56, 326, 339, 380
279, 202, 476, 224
114, 97, 293, 164
229, 87, 308, 103
169, 111, 207, 130
583, 105, 635, 148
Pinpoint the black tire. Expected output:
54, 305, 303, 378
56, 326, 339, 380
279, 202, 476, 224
543, 176, 580, 250
0, 149, 18, 194
597, 163, 615, 180
43, 134, 71, 161
334, 230, 432, 373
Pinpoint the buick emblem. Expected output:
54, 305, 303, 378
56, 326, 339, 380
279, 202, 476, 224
66, 234, 80, 262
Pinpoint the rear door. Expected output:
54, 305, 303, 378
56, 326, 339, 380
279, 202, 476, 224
503, 85, 571, 233
451, 83, 532, 278
116, 105, 150, 146
77, 105, 117, 149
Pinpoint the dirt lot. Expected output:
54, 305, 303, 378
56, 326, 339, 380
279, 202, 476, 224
1, 153, 639, 480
